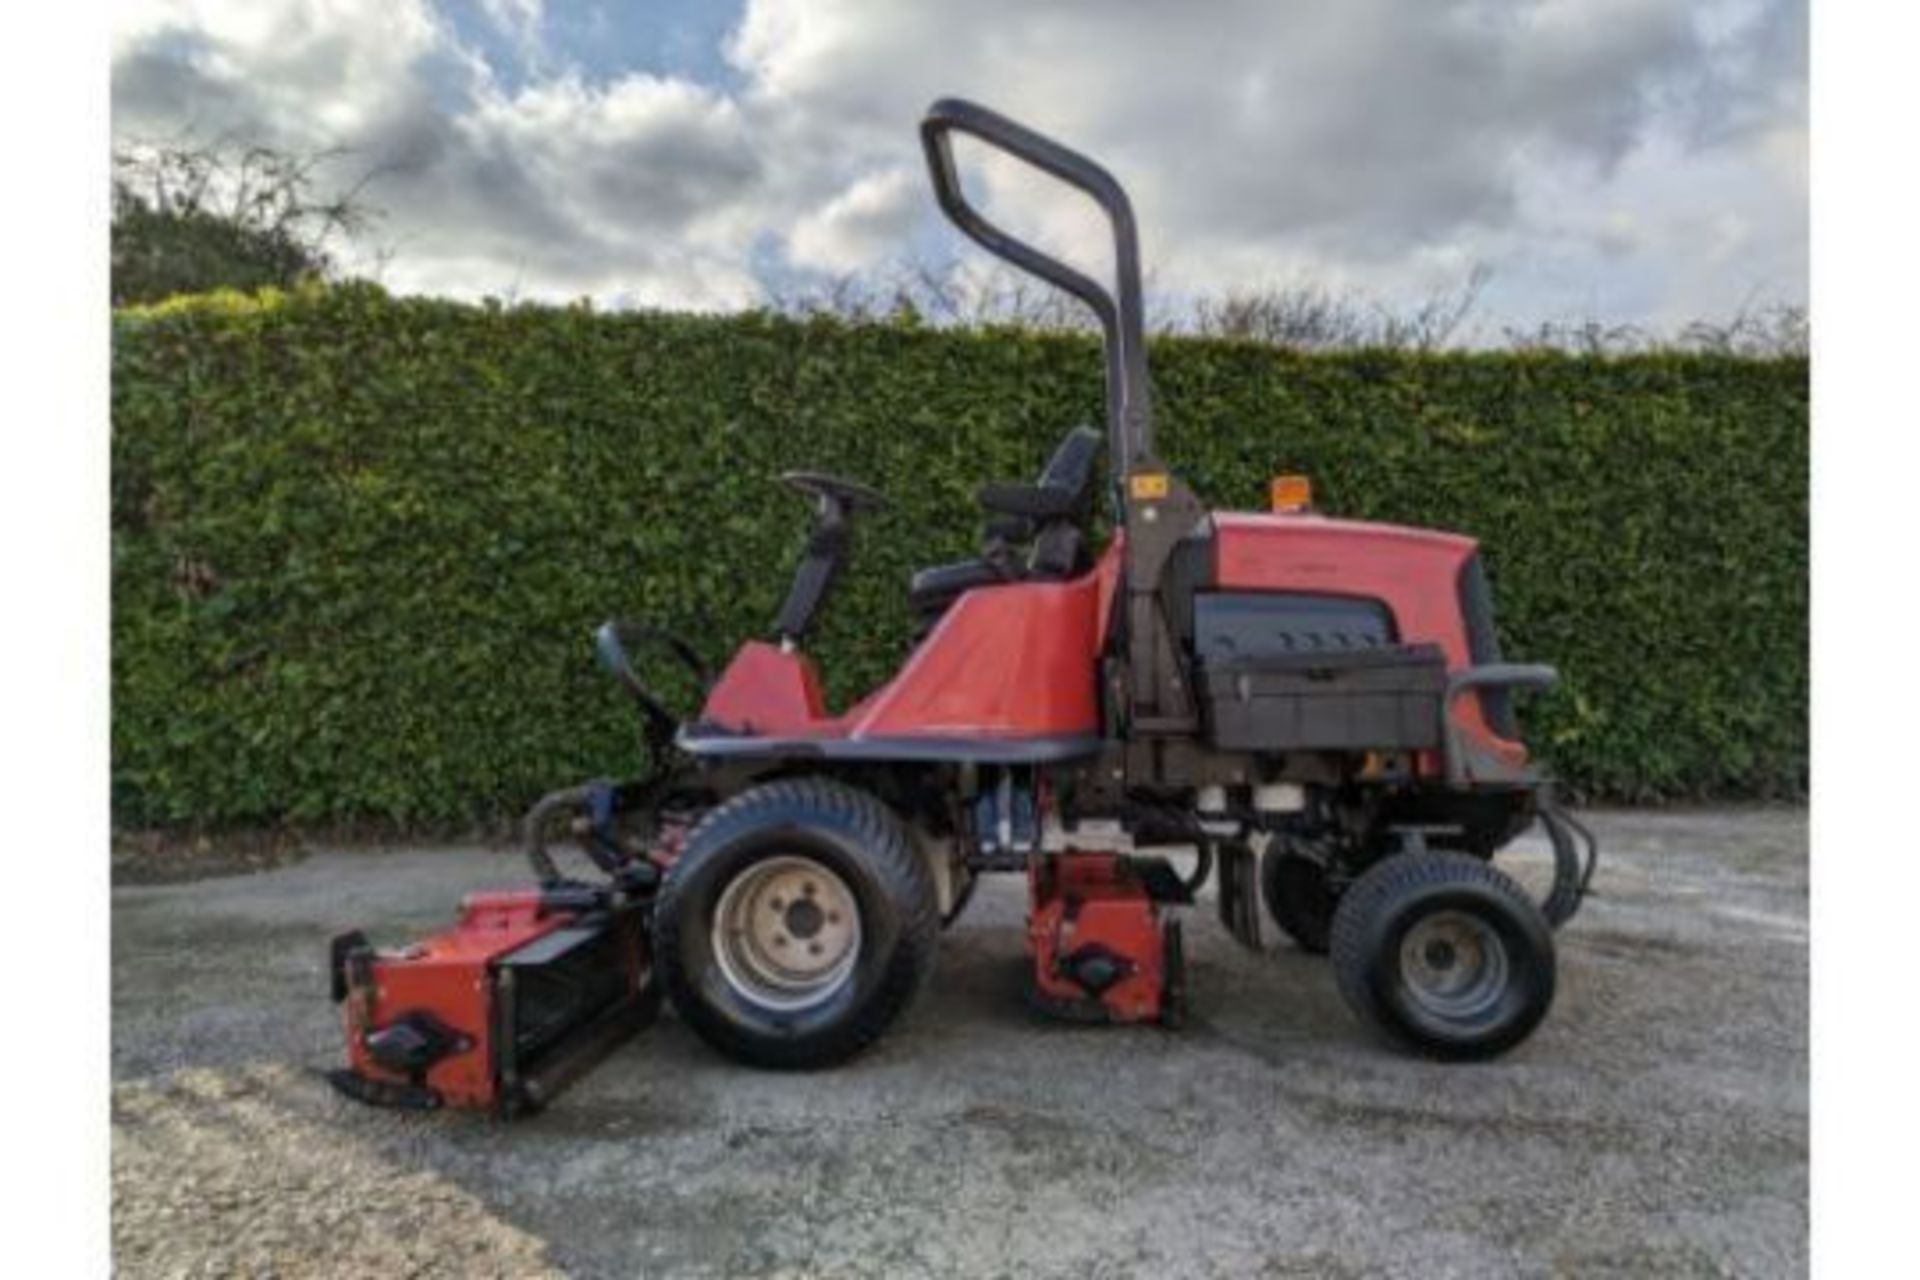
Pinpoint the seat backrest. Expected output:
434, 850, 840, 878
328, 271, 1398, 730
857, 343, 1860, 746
1037, 425, 1103, 520
1028, 522, 1086, 578
1025, 426, 1103, 579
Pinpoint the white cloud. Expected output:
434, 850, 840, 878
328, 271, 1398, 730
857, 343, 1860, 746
786, 168, 918, 274
114, 0, 766, 307
728, 0, 1805, 324
110, 0, 1806, 326
113, 0, 446, 143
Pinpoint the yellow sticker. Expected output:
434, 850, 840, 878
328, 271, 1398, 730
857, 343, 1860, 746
1129, 472, 1169, 500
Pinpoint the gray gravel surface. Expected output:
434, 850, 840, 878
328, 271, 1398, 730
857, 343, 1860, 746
112, 808, 1807, 1277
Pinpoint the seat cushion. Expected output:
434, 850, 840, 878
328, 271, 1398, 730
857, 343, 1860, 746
909, 558, 1005, 620
907, 427, 1103, 633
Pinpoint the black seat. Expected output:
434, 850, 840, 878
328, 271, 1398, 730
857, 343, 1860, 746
908, 425, 1103, 630
909, 558, 1004, 607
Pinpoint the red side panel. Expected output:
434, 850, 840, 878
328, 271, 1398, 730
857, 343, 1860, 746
695, 565, 1107, 742
854, 573, 1101, 738
699, 640, 830, 736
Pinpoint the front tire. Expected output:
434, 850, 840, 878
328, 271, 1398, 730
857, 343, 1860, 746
655, 778, 937, 1069
1330, 852, 1555, 1060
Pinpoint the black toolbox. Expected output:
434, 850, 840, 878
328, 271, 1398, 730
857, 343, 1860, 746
1195, 643, 1449, 753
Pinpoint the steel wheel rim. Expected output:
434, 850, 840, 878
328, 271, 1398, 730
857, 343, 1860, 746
1398, 909, 1509, 1021
712, 855, 862, 1012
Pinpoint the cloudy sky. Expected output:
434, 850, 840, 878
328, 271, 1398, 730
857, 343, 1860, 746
111, 0, 1806, 334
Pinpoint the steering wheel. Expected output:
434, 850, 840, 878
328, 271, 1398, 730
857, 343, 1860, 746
779, 471, 890, 515
594, 620, 710, 749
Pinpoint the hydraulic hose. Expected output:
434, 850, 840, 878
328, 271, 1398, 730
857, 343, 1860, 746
941, 870, 980, 928
1536, 796, 1600, 927
523, 783, 629, 885
1117, 801, 1218, 895
1183, 838, 1216, 897
523, 784, 584, 882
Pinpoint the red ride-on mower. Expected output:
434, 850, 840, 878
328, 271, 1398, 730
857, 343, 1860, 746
329, 99, 1598, 1114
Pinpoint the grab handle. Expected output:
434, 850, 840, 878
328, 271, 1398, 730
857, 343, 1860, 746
919, 98, 1152, 481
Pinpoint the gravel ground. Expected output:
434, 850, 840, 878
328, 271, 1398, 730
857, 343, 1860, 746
112, 808, 1807, 1278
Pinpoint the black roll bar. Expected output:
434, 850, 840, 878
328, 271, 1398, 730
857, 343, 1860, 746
919, 98, 1153, 482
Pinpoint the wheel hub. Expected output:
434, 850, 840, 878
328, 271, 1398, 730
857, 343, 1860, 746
713, 856, 861, 1012
1399, 910, 1508, 1021
784, 896, 825, 939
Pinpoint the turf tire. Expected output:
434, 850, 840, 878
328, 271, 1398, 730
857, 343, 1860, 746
655, 777, 938, 1069
1329, 852, 1556, 1061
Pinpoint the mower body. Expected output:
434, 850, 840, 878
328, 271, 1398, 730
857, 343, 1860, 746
331, 97, 1593, 1109
685, 514, 1521, 783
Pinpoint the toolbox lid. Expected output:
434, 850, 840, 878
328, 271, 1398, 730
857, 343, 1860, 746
1199, 641, 1448, 677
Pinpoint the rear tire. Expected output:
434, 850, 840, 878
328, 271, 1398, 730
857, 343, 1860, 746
655, 778, 938, 1069
1259, 840, 1338, 954
1330, 852, 1555, 1060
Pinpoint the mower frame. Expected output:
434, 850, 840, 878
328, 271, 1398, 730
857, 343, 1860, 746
330, 97, 1598, 1108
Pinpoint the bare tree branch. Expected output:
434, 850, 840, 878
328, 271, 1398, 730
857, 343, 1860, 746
111, 136, 386, 306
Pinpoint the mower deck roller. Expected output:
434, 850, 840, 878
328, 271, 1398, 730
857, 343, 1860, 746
330, 97, 1597, 1114
328, 887, 659, 1115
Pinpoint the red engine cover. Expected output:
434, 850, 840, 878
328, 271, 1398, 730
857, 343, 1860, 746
1211, 513, 1525, 766
1212, 513, 1477, 661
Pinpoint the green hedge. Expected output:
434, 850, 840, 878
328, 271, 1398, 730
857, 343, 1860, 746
111, 284, 1807, 828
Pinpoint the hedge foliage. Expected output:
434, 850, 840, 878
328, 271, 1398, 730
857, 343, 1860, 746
112, 284, 1807, 829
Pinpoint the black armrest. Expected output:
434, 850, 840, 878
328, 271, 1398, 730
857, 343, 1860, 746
1441, 664, 1558, 785
978, 482, 1079, 522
